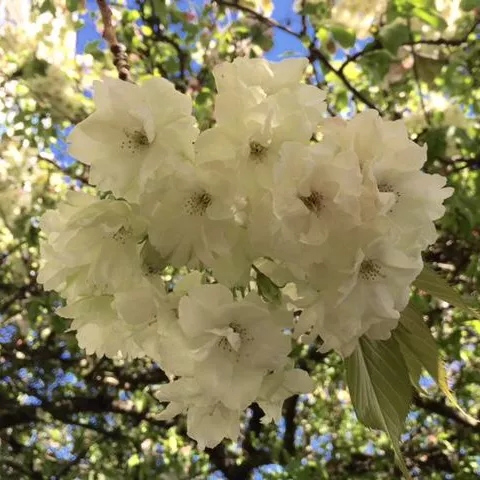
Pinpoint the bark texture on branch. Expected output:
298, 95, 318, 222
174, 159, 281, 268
95, 0, 133, 82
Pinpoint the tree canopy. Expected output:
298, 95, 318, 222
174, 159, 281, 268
0, 0, 479, 479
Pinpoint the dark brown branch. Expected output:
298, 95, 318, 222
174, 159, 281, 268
214, 0, 296, 36
95, 0, 132, 82
339, 19, 479, 74
38, 154, 89, 184
214, 0, 380, 111
299, 0, 308, 36
308, 47, 381, 112
282, 395, 298, 457
0, 283, 39, 314
0, 395, 168, 430
413, 392, 480, 431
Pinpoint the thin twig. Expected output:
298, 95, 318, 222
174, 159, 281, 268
214, 0, 381, 112
413, 392, 479, 431
95, 0, 133, 82
299, 0, 308, 36
309, 47, 380, 112
214, 0, 296, 36
339, 19, 479, 74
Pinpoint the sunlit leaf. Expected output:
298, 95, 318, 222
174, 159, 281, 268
330, 25, 356, 49
380, 20, 410, 54
345, 337, 412, 479
414, 265, 479, 317
394, 303, 478, 425
256, 269, 282, 305
412, 7, 448, 30
394, 304, 439, 386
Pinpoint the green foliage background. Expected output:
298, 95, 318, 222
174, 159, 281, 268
0, 0, 479, 478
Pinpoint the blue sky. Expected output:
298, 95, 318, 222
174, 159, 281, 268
77, 0, 305, 59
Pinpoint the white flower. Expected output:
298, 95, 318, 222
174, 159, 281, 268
267, 141, 362, 264
58, 296, 148, 358
197, 92, 325, 196
147, 161, 243, 268
36, 55, 457, 451
155, 377, 242, 450
212, 78, 267, 127
38, 191, 146, 300
198, 58, 326, 195
177, 284, 291, 409
322, 111, 453, 246
257, 365, 314, 423
114, 280, 177, 352
304, 238, 423, 356
213, 57, 309, 96
322, 111, 412, 172
68, 77, 198, 202
187, 403, 242, 451
365, 149, 453, 248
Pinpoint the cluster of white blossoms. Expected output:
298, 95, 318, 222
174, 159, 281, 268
38, 57, 453, 449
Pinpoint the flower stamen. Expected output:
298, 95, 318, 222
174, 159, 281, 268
299, 191, 324, 216
121, 128, 150, 154
359, 259, 384, 281
249, 141, 268, 163
184, 191, 212, 216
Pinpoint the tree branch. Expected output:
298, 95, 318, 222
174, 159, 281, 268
339, 19, 479, 74
282, 395, 298, 457
308, 46, 381, 112
0, 395, 169, 430
214, 0, 297, 36
214, 0, 381, 111
95, 0, 132, 82
413, 392, 479, 431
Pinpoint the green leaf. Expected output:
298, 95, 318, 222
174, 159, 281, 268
345, 337, 412, 479
412, 7, 448, 30
256, 269, 282, 305
330, 25, 356, 49
424, 127, 448, 161
66, 0, 79, 12
152, 0, 167, 16
358, 50, 394, 82
50, 429, 63, 442
415, 54, 443, 85
394, 304, 479, 425
22, 57, 50, 78
127, 453, 141, 468
380, 20, 410, 54
460, 0, 480, 11
195, 90, 211, 106
408, 0, 435, 6
414, 265, 479, 317
251, 25, 274, 51
315, 26, 330, 45
253, 259, 291, 288
394, 304, 439, 385
84, 40, 101, 54
51, 314, 68, 333
39, 0, 56, 14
